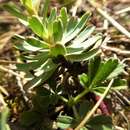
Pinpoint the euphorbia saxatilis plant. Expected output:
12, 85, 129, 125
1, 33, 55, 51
3, 0, 127, 129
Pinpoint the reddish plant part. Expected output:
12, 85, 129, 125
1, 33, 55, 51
95, 95, 111, 115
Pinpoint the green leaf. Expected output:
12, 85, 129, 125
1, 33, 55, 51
35, 86, 50, 96
21, 0, 33, 8
28, 51, 49, 60
50, 44, 66, 57
15, 41, 42, 52
70, 35, 102, 50
26, 37, 49, 49
29, 16, 47, 38
78, 73, 89, 87
16, 51, 49, 72
73, 26, 95, 44
92, 79, 127, 95
42, 0, 51, 19
111, 79, 127, 90
66, 48, 99, 62
0, 107, 10, 130
86, 115, 112, 130
3, 2, 27, 21
80, 34, 102, 50
107, 62, 125, 79
35, 59, 58, 76
20, 0, 35, 14
79, 100, 93, 118
65, 17, 78, 36
16, 62, 39, 71
24, 67, 56, 90
48, 8, 57, 36
92, 86, 107, 96
60, 7, 68, 29
32, 94, 58, 111
32, 0, 41, 13
53, 19, 63, 42
48, 8, 57, 22
63, 12, 91, 43
66, 47, 83, 55
57, 115, 75, 129
88, 56, 101, 84
91, 59, 119, 87
21, 111, 41, 127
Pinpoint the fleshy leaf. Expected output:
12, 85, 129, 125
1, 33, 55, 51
25, 37, 49, 49
3, 2, 27, 21
24, 67, 56, 90
15, 41, 42, 52
29, 16, 47, 38
63, 12, 91, 43
70, 35, 102, 50
35, 59, 58, 76
48, 8, 57, 37
66, 48, 99, 62
53, 19, 63, 42
20, 0, 35, 14
50, 44, 66, 57
48, 8, 57, 22
72, 26, 95, 44
60, 7, 68, 29
65, 17, 78, 37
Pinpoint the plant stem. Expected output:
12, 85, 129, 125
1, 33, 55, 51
74, 79, 114, 130
72, 105, 80, 120
59, 96, 68, 103
74, 89, 90, 103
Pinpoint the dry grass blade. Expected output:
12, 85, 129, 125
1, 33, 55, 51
115, 7, 130, 14
87, 0, 130, 39
0, 65, 24, 79
101, 45, 130, 56
0, 86, 8, 96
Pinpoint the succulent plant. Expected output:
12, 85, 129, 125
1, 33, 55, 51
3, 1, 128, 130
11, 7, 103, 90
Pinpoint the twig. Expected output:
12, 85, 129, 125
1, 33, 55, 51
0, 86, 8, 96
16, 74, 28, 102
0, 65, 24, 79
71, 0, 82, 16
114, 90, 130, 106
115, 7, 130, 14
101, 45, 130, 56
74, 79, 114, 130
0, 60, 20, 64
87, 0, 130, 39
122, 58, 130, 63
115, 126, 125, 130
119, 111, 130, 130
